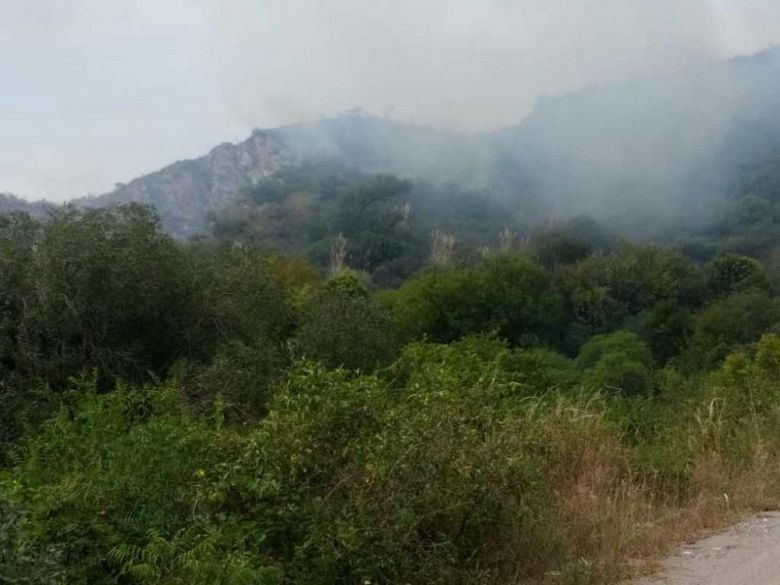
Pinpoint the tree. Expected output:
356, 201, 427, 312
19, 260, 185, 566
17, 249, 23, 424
556, 242, 704, 350
177, 339, 285, 421
704, 253, 769, 298
637, 300, 694, 365
388, 254, 565, 346
683, 289, 780, 369
530, 215, 613, 267
184, 243, 292, 357
16, 205, 188, 387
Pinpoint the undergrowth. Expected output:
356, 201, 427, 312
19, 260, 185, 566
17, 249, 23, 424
4, 335, 780, 584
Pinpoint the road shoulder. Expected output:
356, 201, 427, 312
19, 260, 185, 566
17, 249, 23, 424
633, 511, 780, 585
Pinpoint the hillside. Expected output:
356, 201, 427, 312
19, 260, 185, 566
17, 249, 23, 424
77, 113, 483, 238
65, 48, 780, 241
2, 47, 778, 247
498, 46, 780, 234
5, 48, 780, 585
74, 130, 293, 237
7, 198, 780, 584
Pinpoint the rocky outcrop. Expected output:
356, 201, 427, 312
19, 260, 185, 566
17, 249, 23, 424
79, 130, 293, 237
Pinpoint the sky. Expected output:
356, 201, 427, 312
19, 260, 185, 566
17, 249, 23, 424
2, 0, 780, 201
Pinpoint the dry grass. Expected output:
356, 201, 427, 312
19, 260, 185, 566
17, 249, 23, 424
542, 426, 780, 584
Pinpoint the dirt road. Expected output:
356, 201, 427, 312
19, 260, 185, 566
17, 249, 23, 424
634, 512, 780, 585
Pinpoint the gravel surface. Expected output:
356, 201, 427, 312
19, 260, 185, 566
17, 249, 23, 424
634, 512, 780, 585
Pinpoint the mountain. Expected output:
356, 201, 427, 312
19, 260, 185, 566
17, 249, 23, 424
77, 130, 294, 237
266, 111, 495, 187
498, 46, 780, 235
75, 111, 488, 237
10, 48, 780, 240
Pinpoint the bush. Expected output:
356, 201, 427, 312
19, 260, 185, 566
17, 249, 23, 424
176, 339, 286, 422
11, 345, 780, 583
386, 335, 575, 397
0, 379, 241, 584
222, 361, 624, 584
499, 347, 578, 392
186, 244, 292, 356
386, 335, 510, 392
637, 300, 694, 365
577, 331, 653, 395
530, 215, 613, 267
388, 254, 565, 346
556, 243, 704, 348
0, 359, 643, 584
296, 271, 396, 371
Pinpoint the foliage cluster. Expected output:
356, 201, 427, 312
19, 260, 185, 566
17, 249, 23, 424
7, 333, 780, 583
3, 196, 780, 583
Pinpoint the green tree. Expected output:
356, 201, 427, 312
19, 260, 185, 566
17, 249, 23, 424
176, 340, 285, 421
530, 215, 613, 267
178, 244, 293, 416
16, 205, 188, 388
500, 347, 577, 392
184, 243, 292, 357
556, 242, 704, 349
683, 289, 780, 369
0, 214, 46, 456
388, 254, 565, 346
637, 300, 694, 365
704, 253, 769, 298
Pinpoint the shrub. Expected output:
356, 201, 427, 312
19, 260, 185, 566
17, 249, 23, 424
0, 378, 242, 584
186, 244, 292, 355
577, 331, 653, 395
637, 300, 694, 365
296, 271, 395, 371
388, 254, 565, 346
530, 215, 613, 267
386, 335, 510, 391
14, 206, 189, 387
556, 243, 704, 348
499, 347, 578, 392
0, 360, 641, 584
176, 339, 286, 422
224, 361, 623, 584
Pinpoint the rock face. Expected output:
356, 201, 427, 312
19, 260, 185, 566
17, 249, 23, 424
80, 130, 293, 237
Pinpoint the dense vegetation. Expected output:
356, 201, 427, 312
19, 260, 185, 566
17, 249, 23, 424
209, 163, 515, 287
4, 156, 780, 584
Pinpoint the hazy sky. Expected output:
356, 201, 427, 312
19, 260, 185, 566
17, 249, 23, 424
3, 0, 780, 201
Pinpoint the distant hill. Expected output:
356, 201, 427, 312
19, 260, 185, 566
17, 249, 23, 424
7, 47, 780, 240
0, 193, 54, 217
74, 111, 489, 237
